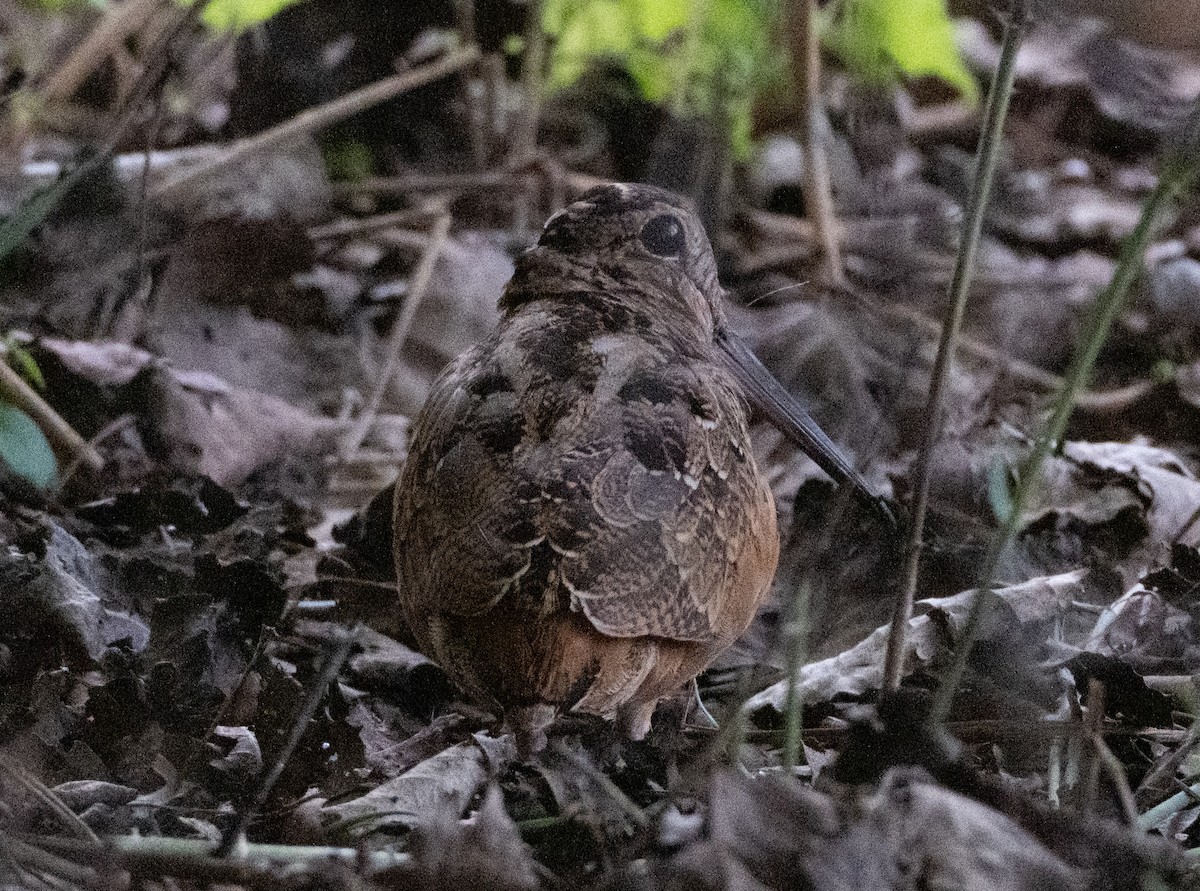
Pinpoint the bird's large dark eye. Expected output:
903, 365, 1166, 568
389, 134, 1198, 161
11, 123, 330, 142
639, 214, 686, 257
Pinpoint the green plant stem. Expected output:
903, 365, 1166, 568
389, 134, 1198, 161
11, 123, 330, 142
883, 1, 1028, 692
781, 578, 811, 772
517, 814, 572, 833
930, 98, 1200, 726
0, 356, 104, 473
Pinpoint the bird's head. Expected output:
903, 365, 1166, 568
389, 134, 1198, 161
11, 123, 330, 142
501, 182, 893, 524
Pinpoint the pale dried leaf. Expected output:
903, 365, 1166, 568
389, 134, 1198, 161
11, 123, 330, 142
747, 571, 1087, 711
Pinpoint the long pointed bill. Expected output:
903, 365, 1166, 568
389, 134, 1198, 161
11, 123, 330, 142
717, 329, 894, 525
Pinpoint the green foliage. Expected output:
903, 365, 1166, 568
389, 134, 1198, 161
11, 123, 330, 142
544, 0, 687, 98
821, 0, 977, 103
20, 0, 304, 33
986, 454, 1013, 525
198, 0, 306, 32
23, 0, 302, 20
0, 338, 55, 488
196, 0, 304, 31
3, 338, 46, 391
0, 402, 57, 488
542, 0, 781, 159
18, 0, 105, 11
323, 138, 375, 183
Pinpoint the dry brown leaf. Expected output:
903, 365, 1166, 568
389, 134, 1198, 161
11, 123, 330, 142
40, 338, 335, 487
747, 570, 1087, 711
664, 769, 1084, 891
320, 733, 516, 837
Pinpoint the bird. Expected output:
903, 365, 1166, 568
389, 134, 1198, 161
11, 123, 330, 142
393, 183, 887, 754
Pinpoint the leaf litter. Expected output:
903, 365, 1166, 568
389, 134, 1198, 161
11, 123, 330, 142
2, 3, 1200, 889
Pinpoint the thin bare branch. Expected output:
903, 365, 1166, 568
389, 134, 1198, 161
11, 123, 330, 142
152, 46, 481, 201
340, 211, 453, 458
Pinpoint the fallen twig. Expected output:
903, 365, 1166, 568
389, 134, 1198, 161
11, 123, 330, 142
854, 291, 1157, 413
151, 46, 481, 201
340, 211, 453, 458
789, 0, 845, 286
740, 207, 1157, 412
333, 169, 511, 198
1094, 733, 1140, 826
25, 833, 410, 886
332, 157, 605, 204
38, 0, 162, 104
306, 202, 445, 242
0, 754, 99, 844
217, 625, 360, 853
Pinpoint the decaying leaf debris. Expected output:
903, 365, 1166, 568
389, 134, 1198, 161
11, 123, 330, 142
3, 2, 1200, 889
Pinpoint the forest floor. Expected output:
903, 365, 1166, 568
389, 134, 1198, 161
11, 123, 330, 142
2, 2, 1200, 889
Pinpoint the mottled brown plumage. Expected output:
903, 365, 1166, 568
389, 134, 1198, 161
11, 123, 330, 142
394, 183, 883, 753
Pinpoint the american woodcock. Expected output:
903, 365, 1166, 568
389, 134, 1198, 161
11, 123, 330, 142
394, 183, 886, 754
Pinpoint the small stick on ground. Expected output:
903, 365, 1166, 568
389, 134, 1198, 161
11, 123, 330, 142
509, 0, 547, 235
788, 0, 845, 287
739, 209, 1157, 413
217, 625, 361, 854
151, 46, 481, 201
1093, 733, 1140, 826
38, 0, 162, 105
340, 212, 453, 458
453, 0, 488, 168
0, 753, 99, 844
1081, 677, 1107, 815
780, 578, 811, 773
850, 288, 1155, 413
27, 834, 411, 887
306, 201, 444, 242
511, 0, 546, 164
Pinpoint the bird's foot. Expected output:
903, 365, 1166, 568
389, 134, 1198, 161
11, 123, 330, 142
509, 703, 556, 758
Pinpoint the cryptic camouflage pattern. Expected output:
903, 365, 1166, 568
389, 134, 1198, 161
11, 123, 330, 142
394, 183, 779, 751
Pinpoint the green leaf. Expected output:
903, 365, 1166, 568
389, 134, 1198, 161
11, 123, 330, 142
194, 0, 307, 32
542, 0, 779, 160
18, 0, 106, 11
0, 402, 58, 488
1151, 358, 1176, 385
821, 0, 978, 104
4, 342, 46, 391
503, 34, 525, 57
986, 453, 1014, 525
544, 0, 681, 95
323, 139, 375, 183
